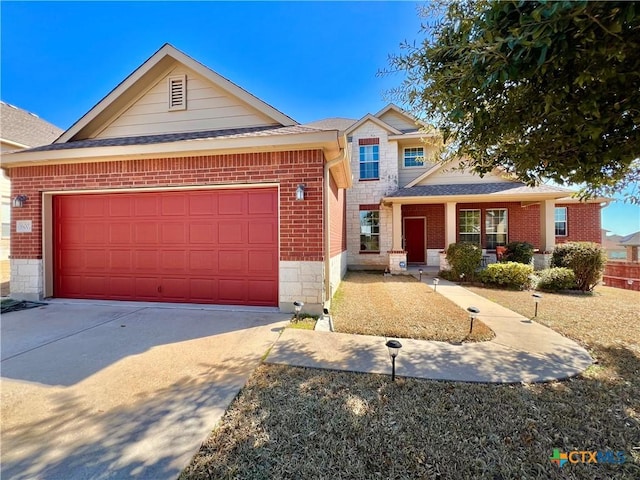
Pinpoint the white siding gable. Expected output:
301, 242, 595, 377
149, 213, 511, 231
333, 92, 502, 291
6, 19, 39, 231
95, 65, 280, 139
377, 110, 419, 132
416, 159, 515, 185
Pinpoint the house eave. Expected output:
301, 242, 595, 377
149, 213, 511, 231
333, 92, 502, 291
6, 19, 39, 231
382, 191, 572, 206
1, 130, 344, 169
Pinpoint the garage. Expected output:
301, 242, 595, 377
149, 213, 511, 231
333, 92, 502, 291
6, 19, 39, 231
53, 187, 279, 306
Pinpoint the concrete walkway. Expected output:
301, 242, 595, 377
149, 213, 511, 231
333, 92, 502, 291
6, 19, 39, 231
266, 276, 593, 383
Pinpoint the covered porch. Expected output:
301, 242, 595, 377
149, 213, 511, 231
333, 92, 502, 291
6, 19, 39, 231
382, 183, 574, 273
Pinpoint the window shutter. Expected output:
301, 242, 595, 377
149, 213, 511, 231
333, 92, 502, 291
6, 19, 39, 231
168, 75, 186, 111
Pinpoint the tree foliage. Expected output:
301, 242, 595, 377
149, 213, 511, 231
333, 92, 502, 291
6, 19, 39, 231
387, 1, 640, 202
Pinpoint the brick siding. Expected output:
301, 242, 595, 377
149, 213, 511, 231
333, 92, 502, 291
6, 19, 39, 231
9, 150, 325, 261
329, 173, 347, 257
401, 204, 445, 249
400, 201, 601, 250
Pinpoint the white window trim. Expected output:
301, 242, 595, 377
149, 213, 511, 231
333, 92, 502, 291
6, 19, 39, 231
555, 206, 568, 237
359, 209, 380, 252
168, 74, 187, 111
459, 209, 481, 244
359, 145, 380, 180
403, 146, 425, 169
485, 208, 508, 249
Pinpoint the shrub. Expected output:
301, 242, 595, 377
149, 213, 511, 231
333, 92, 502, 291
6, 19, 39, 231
438, 269, 457, 282
551, 242, 606, 291
502, 241, 534, 265
535, 267, 577, 292
445, 242, 482, 281
479, 262, 533, 289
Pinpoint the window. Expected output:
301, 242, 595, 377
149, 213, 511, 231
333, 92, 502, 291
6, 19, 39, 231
404, 147, 425, 168
459, 210, 480, 244
168, 75, 186, 111
359, 145, 379, 180
485, 209, 508, 249
360, 210, 380, 252
1, 198, 10, 238
555, 207, 567, 236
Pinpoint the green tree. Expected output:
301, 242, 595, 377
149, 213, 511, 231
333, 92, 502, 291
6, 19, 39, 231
387, 1, 640, 202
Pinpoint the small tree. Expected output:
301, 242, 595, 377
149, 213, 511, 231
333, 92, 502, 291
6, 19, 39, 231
502, 242, 534, 265
551, 242, 606, 291
446, 242, 482, 281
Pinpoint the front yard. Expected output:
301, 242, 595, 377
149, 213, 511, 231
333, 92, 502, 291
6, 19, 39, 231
181, 284, 639, 479
331, 271, 494, 342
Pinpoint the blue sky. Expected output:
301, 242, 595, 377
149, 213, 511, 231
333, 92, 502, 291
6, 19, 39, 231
1, 1, 638, 235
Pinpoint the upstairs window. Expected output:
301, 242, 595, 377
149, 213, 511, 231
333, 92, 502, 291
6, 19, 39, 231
359, 138, 379, 180
459, 209, 481, 244
404, 147, 425, 168
168, 75, 187, 111
485, 209, 508, 249
555, 207, 567, 236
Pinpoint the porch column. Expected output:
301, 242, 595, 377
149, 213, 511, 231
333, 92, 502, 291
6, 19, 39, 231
392, 202, 403, 251
540, 199, 556, 252
444, 202, 457, 248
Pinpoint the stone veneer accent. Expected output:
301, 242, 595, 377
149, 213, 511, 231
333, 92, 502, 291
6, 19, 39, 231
388, 251, 408, 274
10, 259, 43, 301
279, 260, 324, 314
346, 122, 399, 269
533, 253, 552, 271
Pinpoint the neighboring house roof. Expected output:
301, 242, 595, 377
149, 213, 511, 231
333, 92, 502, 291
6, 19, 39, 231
304, 118, 356, 132
388, 182, 573, 198
0, 101, 63, 148
25, 125, 322, 152
619, 231, 640, 246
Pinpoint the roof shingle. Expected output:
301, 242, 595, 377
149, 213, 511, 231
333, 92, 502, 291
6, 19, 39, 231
22, 125, 324, 153
387, 182, 573, 197
0, 102, 63, 148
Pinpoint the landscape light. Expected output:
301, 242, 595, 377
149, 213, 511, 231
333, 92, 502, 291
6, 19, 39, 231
385, 339, 402, 381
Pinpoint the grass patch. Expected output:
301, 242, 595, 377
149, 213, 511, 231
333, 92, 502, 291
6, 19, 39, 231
331, 271, 494, 342
181, 285, 639, 479
288, 316, 317, 330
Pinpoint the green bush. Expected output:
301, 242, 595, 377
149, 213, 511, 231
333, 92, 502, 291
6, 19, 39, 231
502, 242, 534, 265
478, 262, 533, 289
445, 242, 482, 281
438, 269, 457, 282
535, 267, 577, 292
551, 242, 606, 291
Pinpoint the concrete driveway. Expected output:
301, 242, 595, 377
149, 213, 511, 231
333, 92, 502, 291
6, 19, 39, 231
1, 300, 289, 480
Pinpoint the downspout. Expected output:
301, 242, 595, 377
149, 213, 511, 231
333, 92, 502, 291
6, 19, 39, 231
323, 148, 347, 308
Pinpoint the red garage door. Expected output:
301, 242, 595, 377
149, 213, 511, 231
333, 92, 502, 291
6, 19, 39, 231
53, 188, 278, 306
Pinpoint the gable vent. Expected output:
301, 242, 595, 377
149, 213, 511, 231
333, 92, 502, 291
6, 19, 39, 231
168, 75, 187, 111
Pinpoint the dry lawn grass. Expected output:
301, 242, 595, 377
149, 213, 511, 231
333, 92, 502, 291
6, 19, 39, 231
331, 271, 494, 342
181, 285, 639, 479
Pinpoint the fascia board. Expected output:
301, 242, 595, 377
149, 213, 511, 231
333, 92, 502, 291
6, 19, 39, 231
344, 115, 403, 136
1, 130, 342, 168
382, 192, 573, 205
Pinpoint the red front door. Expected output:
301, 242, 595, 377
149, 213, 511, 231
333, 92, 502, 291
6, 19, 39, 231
405, 217, 426, 264
53, 188, 279, 306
